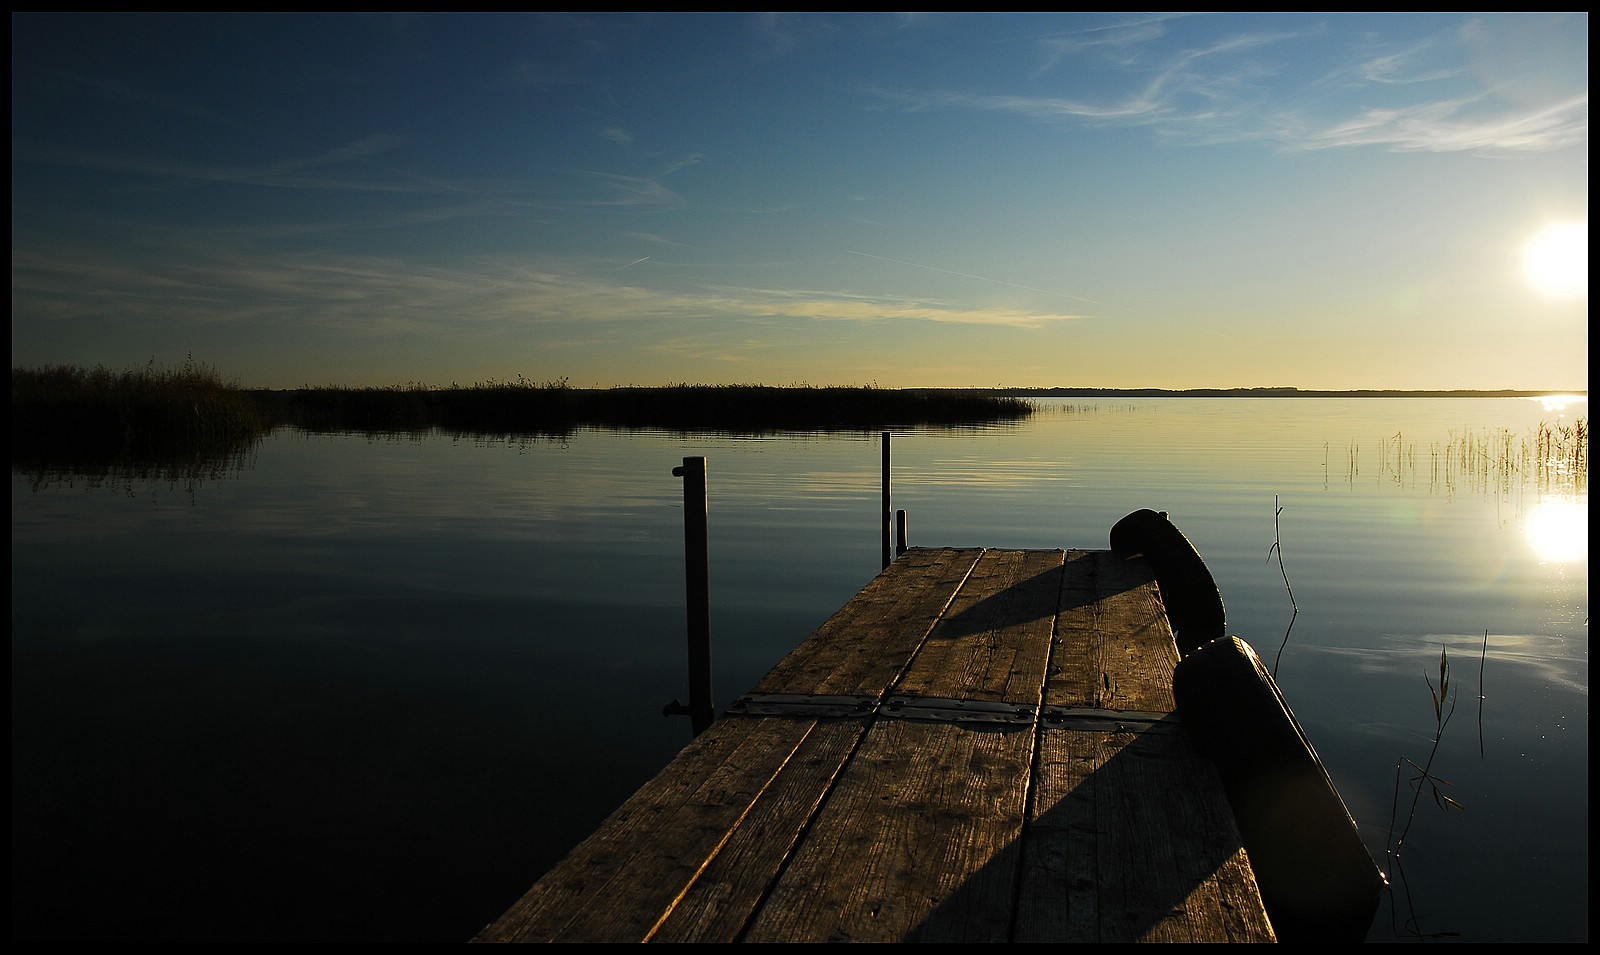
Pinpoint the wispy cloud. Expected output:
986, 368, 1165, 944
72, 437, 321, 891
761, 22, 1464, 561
11, 137, 421, 193
751, 12, 833, 56
577, 154, 703, 207
50, 69, 259, 135
269, 134, 409, 174
1034, 13, 1192, 69
719, 287, 1088, 327
579, 170, 687, 207
1355, 44, 1464, 86
1295, 93, 1589, 154
13, 136, 705, 223
12, 238, 1089, 340
847, 251, 1106, 305
874, 86, 1161, 122
870, 28, 1303, 128
619, 231, 681, 246
878, 15, 1587, 155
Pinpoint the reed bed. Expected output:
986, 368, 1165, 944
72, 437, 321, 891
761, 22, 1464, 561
12, 365, 1038, 482
566, 383, 1035, 435
12, 361, 269, 475
254, 378, 1035, 437
1353, 419, 1588, 498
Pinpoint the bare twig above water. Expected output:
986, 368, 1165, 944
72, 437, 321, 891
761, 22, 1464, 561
1267, 495, 1297, 677
1386, 644, 1469, 941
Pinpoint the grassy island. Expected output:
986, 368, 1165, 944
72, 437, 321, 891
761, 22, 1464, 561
12, 363, 1037, 470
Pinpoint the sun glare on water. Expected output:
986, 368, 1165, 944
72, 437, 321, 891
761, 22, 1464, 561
1532, 394, 1587, 414
1525, 499, 1588, 564
1522, 222, 1588, 299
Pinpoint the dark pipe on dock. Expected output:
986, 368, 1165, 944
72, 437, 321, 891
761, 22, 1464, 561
665, 456, 714, 737
882, 432, 892, 569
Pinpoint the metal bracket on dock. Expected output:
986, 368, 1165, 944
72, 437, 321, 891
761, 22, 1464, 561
722, 695, 1179, 731
880, 696, 1037, 725
725, 693, 878, 718
1039, 706, 1178, 732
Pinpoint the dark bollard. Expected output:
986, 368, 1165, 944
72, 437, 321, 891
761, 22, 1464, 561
665, 456, 714, 737
896, 508, 908, 557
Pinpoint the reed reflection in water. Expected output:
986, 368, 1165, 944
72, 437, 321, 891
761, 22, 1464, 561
10, 398, 1587, 943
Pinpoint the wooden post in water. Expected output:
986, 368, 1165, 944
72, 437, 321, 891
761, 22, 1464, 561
666, 456, 714, 737
882, 432, 891, 569
896, 508, 908, 557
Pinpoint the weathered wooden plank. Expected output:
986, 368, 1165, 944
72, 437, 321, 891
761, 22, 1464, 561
646, 718, 866, 943
1012, 718, 1100, 942
473, 715, 817, 942
1096, 723, 1273, 942
740, 719, 1035, 943
740, 550, 1064, 942
1017, 550, 1270, 943
750, 547, 982, 698
1091, 551, 1182, 713
1143, 726, 1278, 945
1048, 549, 1116, 709
1015, 720, 1274, 943
893, 549, 1063, 704
1046, 550, 1177, 713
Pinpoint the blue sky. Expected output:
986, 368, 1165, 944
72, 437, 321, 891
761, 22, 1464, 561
11, 12, 1588, 390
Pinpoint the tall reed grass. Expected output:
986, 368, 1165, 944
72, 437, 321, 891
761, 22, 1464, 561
259, 379, 1035, 437
12, 359, 270, 481
1348, 419, 1588, 498
13, 364, 1039, 485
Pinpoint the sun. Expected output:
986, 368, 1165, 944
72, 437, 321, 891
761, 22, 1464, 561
1522, 222, 1587, 299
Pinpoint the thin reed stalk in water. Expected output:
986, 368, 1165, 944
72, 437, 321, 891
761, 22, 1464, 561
1478, 630, 1488, 759
1266, 495, 1297, 677
1385, 644, 1467, 940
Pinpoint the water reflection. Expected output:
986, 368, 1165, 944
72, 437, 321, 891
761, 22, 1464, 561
1532, 393, 1587, 414
10, 398, 1589, 944
1524, 498, 1588, 563
14, 433, 265, 497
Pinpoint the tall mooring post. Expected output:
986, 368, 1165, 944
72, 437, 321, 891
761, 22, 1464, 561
665, 456, 714, 737
882, 432, 892, 569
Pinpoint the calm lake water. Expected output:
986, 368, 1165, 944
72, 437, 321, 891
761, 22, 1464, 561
11, 397, 1588, 943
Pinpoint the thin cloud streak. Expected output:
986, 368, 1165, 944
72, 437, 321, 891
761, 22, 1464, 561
11, 141, 426, 193
12, 139, 704, 219
847, 251, 1107, 306
13, 244, 1089, 336
1294, 93, 1589, 154
875, 18, 1587, 155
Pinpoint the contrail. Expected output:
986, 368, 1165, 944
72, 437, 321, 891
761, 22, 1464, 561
847, 250, 1107, 306
619, 256, 650, 269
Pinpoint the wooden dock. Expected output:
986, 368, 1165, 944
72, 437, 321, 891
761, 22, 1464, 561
473, 546, 1277, 943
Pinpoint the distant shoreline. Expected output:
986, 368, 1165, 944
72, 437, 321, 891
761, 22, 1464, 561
930, 387, 1587, 399
10, 364, 1588, 473
238, 385, 1588, 399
